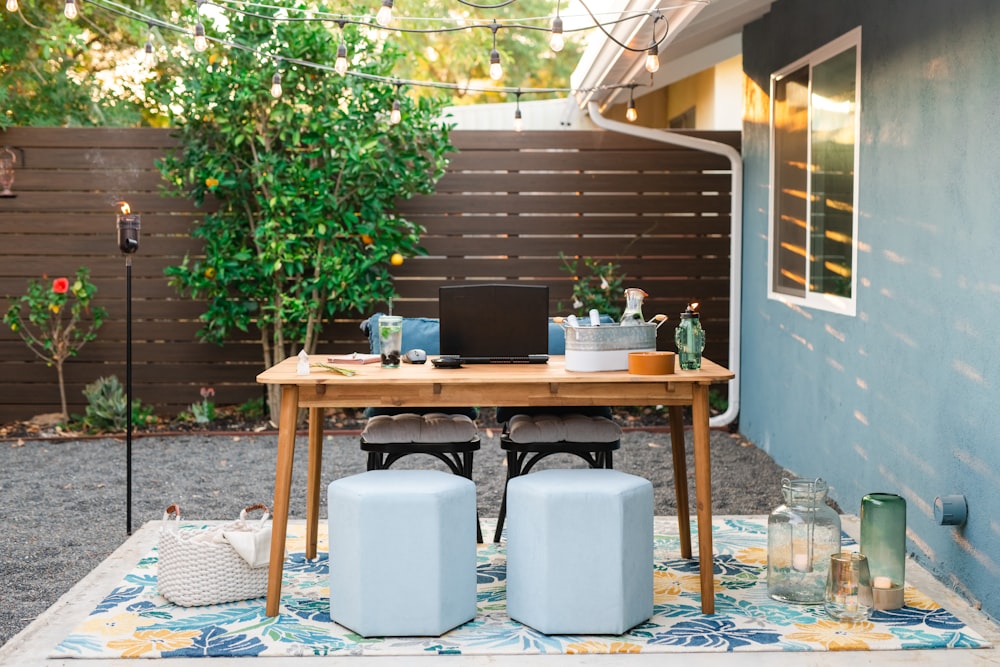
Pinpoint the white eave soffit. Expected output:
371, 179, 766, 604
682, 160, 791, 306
571, 0, 776, 111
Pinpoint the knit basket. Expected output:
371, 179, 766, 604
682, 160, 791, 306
158, 503, 271, 607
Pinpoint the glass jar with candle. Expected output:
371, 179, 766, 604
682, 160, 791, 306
674, 303, 705, 369
860, 492, 907, 610
767, 478, 842, 604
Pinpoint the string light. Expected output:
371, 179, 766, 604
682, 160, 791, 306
42, 0, 683, 108
644, 41, 659, 73
375, 0, 393, 27
626, 84, 638, 122
193, 22, 208, 52
645, 10, 663, 73
6, 0, 19, 13
513, 91, 523, 131
335, 41, 348, 75
270, 71, 282, 99
390, 82, 403, 124
488, 22, 502, 81
64, 0, 78, 20
143, 34, 155, 68
549, 16, 564, 53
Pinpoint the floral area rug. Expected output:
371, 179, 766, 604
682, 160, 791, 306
52, 517, 988, 659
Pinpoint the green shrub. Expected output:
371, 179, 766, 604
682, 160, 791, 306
236, 397, 266, 420
78, 376, 154, 433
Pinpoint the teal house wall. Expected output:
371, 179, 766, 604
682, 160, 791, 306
739, 0, 1000, 621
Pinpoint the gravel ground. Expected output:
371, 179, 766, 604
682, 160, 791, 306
0, 427, 795, 647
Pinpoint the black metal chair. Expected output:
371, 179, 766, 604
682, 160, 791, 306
492, 408, 622, 543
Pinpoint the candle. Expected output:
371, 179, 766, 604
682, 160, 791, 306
792, 553, 810, 572
873, 576, 893, 589
686, 303, 698, 352
116, 201, 141, 254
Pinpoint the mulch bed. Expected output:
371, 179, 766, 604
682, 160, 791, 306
0, 405, 693, 442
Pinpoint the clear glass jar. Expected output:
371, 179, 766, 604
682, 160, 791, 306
767, 478, 842, 604
620, 287, 647, 326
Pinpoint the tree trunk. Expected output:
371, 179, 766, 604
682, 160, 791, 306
55, 360, 68, 421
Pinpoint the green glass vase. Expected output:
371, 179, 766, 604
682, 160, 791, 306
860, 493, 906, 610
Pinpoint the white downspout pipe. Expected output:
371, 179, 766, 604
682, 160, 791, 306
587, 102, 742, 428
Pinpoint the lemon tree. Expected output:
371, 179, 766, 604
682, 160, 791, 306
148, 2, 452, 422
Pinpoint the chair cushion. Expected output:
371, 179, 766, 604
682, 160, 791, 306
362, 413, 477, 444
496, 405, 612, 423
506, 413, 622, 444
364, 406, 479, 420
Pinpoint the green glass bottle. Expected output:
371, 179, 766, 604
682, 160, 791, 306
860, 493, 907, 610
674, 303, 705, 370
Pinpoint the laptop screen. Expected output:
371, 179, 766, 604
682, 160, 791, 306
439, 284, 549, 362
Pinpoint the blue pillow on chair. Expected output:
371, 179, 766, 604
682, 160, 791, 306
362, 313, 441, 356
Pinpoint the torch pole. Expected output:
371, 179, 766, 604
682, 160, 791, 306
126, 253, 133, 535
118, 204, 139, 536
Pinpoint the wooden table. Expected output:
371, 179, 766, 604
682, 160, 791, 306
257, 356, 734, 616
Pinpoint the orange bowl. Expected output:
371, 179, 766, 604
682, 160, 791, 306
628, 351, 675, 375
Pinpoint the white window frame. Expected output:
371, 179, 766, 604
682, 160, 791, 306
767, 27, 861, 317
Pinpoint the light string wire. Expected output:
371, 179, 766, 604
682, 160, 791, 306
54, 0, 694, 101
202, 0, 668, 39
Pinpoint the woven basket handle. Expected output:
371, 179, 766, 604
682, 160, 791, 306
240, 503, 271, 526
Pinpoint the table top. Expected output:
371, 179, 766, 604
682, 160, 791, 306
258, 355, 733, 409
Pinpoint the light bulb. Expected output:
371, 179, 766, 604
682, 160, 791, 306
390, 99, 401, 124
64, 0, 77, 20
335, 42, 348, 75
194, 23, 208, 52
626, 100, 638, 122
550, 16, 564, 52
375, 0, 393, 27
7, 0, 19, 12
513, 108, 523, 132
489, 49, 502, 81
270, 72, 282, 99
645, 43, 659, 73
143, 39, 155, 68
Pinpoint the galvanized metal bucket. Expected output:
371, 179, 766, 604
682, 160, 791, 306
564, 323, 658, 372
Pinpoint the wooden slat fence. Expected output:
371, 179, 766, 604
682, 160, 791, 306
0, 127, 737, 422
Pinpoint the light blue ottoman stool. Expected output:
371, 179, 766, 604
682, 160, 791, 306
506, 468, 654, 635
328, 469, 477, 637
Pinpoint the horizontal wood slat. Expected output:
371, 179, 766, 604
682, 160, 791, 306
0, 127, 736, 422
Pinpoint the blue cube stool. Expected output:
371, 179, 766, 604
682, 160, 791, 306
506, 468, 654, 635
328, 470, 477, 637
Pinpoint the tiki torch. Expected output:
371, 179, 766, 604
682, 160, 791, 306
117, 202, 140, 534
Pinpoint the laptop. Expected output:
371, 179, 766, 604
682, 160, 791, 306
438, 284, 549, 364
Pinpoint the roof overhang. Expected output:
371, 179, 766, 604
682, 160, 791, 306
571, 0, 776, 112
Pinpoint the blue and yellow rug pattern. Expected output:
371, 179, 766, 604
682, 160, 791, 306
52, 517, 988, 658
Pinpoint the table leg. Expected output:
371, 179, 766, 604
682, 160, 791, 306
668, 406, 692, 560
266, 384, 299, 617
305, 407, 324, 560
692, 383, 715, 614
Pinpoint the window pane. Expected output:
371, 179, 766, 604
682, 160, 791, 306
772, 67, 810, 296
809, 47, 857, 298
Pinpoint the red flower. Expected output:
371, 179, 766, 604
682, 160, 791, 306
52, 277, 70, 294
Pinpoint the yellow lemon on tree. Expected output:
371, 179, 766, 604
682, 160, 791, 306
390, 253, 404, 266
